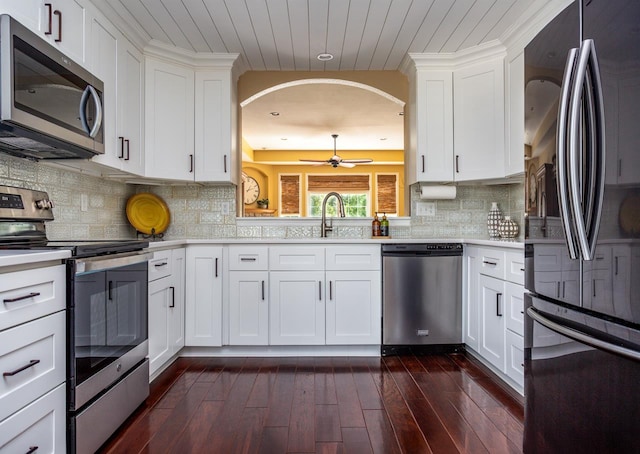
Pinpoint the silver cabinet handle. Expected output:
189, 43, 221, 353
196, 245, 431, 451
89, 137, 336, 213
527, 307, 640, 362
557, 47, 580, 260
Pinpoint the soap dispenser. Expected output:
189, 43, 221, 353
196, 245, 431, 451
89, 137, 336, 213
372, 212, 381, 237
380, 213, 389, 237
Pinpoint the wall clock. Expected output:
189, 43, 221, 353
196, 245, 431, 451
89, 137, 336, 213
244, 176, 260, 204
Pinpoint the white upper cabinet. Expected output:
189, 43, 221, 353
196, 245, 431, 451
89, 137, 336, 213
86, 12, 144, 176
453, 57, 506, 181
38, 0, 88, 67
0, 0, 88, 67
407, 70, 454, 184
144, 53, 239, 183
195, 70, 238, 184
405, 48, 506, 184
145, 56, 195, 181
505, 51, 525, 177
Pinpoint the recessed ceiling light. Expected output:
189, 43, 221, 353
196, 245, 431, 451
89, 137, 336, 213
281, 138, 287, 141
380, 138, 387, 141
270, 111, 280, 116
317, 53, 334, 61
398, 112, 404, 116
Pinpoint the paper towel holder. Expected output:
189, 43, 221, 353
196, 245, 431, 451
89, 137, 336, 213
419, 184, 457, 200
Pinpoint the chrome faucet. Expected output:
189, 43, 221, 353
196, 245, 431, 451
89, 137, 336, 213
321, 192, 345, 237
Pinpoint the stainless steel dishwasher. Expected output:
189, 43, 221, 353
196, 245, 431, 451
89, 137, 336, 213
381, 243, 463, 356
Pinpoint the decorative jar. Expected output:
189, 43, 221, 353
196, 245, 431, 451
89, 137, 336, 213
487, 202, 503, 238
498, 216, 519, 239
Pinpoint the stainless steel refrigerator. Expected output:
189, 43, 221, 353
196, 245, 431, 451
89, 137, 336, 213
524, 0, 640, 452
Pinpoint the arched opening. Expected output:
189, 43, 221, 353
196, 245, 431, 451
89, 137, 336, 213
238, 73, 407, 218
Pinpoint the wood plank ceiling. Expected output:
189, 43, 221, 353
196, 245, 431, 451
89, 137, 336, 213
99, 0, 540, 72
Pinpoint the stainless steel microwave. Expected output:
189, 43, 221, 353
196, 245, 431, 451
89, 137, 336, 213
0, 14, 104, 160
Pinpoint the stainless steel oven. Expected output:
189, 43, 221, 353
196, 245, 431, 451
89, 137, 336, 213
68, 251, 151, 454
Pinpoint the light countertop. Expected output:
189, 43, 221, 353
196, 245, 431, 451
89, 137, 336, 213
0, 249, 71, 268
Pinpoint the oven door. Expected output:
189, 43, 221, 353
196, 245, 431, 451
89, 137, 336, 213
69, 252, 150, 411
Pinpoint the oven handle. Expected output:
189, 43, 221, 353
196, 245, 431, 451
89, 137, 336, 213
75, 251, 152, 274
527, 307, 640, 362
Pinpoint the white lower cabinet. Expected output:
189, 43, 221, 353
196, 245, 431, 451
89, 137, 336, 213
0, 261, 66, 452
0, 383, 66, 453
185, 246, 223, 346
325, 270, 381, 345
465, 245, 524, 393
270, 271, 325, 345
229, 271, 269, 345
478, 274, 506, 371
148, 248, 185, 377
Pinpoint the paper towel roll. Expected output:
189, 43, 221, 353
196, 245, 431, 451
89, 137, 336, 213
420, 185, 457, 200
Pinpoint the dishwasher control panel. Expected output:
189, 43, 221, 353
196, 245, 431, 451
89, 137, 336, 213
381, 243, 463, 256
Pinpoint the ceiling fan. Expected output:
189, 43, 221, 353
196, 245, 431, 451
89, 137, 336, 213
299, 134, 373, 168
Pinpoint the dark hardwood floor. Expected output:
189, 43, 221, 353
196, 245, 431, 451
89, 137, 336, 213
100, 354, 524, 454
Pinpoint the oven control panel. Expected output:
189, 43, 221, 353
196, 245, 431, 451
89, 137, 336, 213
0, 185, 54, 220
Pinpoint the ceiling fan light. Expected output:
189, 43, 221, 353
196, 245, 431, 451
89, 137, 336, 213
317, 53, 334, 61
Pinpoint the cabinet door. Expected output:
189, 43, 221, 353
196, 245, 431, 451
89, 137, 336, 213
89, 14, 120, 170
454, 58, 505, 181
410, 70, 454, 183
117, 39, 145, 175
478, 274, 505, 371
145, 57, 194, 181
148, 277, 171, 376
504, 282, 524, 336
229, 271, 269, 345
39, 0, 87, 67
612, 245, 632, 320
325, 270, 381, 345
505, 50, 524, 177
194, 70, 236, 183
270, 271, 325, 345
170, 248, 185, 355
0, 1, 41, 33
464, 246, 480, 350
505, 330, 524, 388
185, 246, 223, 346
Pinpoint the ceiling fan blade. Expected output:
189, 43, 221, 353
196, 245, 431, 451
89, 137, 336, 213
338, 162, 356, 168
341, 158, 373, 164
299, 159, 330, 163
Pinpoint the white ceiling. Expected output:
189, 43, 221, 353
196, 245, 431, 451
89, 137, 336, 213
97, 0, 551, 154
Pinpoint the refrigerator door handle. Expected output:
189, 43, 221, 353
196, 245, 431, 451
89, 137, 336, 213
557, 47, 580, 260
567, 39, 606, 261
527, 307, 640, 362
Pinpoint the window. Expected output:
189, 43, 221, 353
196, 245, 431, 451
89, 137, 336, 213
306, 174, 370, 217
376, 174, 398, 215
308, 193, 369, 217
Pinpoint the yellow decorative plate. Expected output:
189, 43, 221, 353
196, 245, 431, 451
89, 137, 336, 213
620, 194, 640, 237
126, 193, 170, 235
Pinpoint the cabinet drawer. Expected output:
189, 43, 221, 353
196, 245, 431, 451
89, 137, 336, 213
149, 249, 172, 281
229, 246, 269, 270
478, 248, 505, 279
505, 250, 525, 285
326, 245, 381, 270
0, 311, 66, 422
0, 383, 66, 453
0, 265, 65, 332
269, 246, 324, 271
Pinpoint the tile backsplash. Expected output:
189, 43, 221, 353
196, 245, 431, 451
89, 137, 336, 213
0, 153, 525, 240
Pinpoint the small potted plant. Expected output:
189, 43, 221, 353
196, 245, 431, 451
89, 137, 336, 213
257, 198, 269, 209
